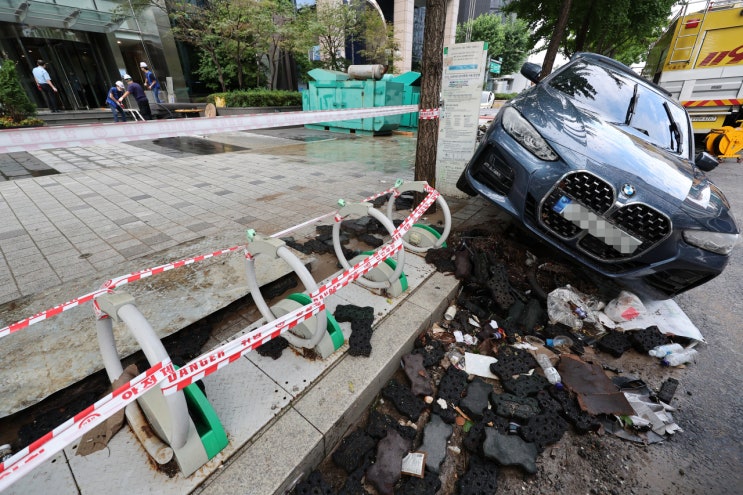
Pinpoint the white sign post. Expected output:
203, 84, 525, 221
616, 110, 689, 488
435, 41, 488, 197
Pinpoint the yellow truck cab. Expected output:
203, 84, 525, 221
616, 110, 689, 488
643, 0, 743, 141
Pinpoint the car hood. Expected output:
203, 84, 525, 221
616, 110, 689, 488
513, 86, 696, 203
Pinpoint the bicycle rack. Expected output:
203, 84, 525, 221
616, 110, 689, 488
333, 200, 407, 291
95, 292, 228, 476
385, 180, 451, 252
245, 231, 343, 359
348, 251, 409, 297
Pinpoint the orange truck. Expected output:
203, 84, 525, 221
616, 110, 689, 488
643, 0, 743, 141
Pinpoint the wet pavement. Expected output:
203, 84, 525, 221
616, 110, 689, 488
0, 126, 419, 420
0, 123, 480, 494
0, 152, 58, 181
130, 136, 249, 157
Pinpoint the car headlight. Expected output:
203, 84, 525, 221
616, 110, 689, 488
682, 230, 739, 255
501, 107, 558, 161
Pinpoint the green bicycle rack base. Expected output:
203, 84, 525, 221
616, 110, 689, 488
182, 375, 229, 460
270, 293, 344, 359
137, 368, 228, 476
403, 224, 447, 251
349, 251, 408, 298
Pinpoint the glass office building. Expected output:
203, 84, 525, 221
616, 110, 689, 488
0, 0, 187, 111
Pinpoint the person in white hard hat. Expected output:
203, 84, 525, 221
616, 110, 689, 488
105, 80, 127, 122
139, 62, 161, 103
119, 74, 152, 120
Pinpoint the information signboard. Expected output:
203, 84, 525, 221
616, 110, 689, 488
435, 41, 488, 197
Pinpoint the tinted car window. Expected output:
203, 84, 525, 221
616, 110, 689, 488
548, 61, 689, 157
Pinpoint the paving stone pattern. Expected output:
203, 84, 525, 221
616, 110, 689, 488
0, 136, 415, 307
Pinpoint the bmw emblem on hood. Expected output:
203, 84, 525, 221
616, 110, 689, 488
621, 183, 636, 197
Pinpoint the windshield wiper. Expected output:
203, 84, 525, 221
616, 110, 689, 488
624, 83, 638, 125
663, 102, 682, 153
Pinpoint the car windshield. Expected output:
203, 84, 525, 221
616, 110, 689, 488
547, 60, 690, 157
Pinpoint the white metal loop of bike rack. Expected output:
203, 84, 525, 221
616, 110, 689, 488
385, 180, 451, 253
95, 292, 209, 476
244, 231, 329, 350
333, 200, 406, 289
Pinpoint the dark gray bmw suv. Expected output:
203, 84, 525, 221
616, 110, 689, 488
457, 53, 739, 297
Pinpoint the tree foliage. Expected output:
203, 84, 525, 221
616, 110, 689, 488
0, 59, 36, 122
456, 14, 530, 75
115, 0, 404, 90
121, 0, 295, 91
357, 9, 399, 70
504, 0, 677, 66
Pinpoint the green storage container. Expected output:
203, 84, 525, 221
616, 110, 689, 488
389, 72, 421, 130
302, 68, 404, 135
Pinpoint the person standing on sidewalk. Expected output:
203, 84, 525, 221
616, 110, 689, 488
139, 62, 161, 103
105, 81, 127, 122
32, 59, 60, 112
119, 74, 152, 120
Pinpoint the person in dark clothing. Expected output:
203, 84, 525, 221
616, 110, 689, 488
140, 62, 161, 103
32, 59, 60, 112
118, 74, 152, 120
106, 81, 127, 122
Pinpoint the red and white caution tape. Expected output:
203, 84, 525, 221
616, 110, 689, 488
270, 185, 401, 239
0, 289, 109, 339
0, 245, 247, 337
93, 245, 246, 318
0, 184, 442, 490
0, 105, 419, 153
0, 359, 174, 492
418, 108, 440, 120
392, 184, 439, 241
162, 185, 439, 392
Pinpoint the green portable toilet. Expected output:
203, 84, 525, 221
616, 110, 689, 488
389, 72, 421, 130
302, 67, 404, 135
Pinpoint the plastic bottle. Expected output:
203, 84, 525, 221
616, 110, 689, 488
648, 343, 684, 358
661, 348, 698, 367
536, 353, 562, 386
546, 336, 574, 352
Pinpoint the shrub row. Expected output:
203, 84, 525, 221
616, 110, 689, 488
206, 90, 302, 108
493, 92, 519, 100
0, 116, 45, 129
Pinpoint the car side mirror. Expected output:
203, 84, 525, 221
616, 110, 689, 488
695, 151, 719, 171
521, 62, 542, 84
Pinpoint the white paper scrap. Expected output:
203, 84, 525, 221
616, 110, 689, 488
401, 452, 426, 477
453, 330, 464, 343
464, 352, 498, 379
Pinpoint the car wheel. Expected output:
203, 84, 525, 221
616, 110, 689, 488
456, 170, 477, 196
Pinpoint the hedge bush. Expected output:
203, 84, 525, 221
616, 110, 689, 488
206, 90, 301, 107
493, 92, 519, 100
0, 116, 45, 129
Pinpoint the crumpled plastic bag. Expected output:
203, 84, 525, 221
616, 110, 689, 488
604, 290, 646, 322
546, 285, 604, 331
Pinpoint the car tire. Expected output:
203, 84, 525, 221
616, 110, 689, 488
456, 170, 477, 196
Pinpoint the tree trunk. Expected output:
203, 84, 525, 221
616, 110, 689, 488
574, 0, 596, 53
208, 47, 226, 92
540, 0, 572, 79
237, 40, 243, 89
414, 0, 446, 202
